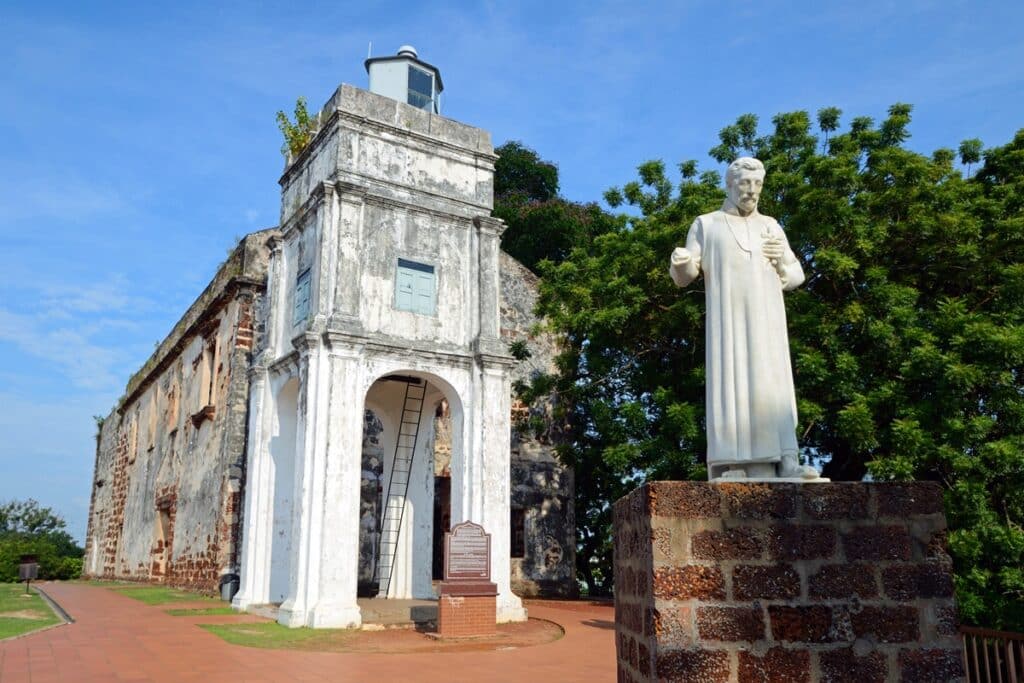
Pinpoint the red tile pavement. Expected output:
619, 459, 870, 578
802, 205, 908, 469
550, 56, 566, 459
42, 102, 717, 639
0, 584, 616, 682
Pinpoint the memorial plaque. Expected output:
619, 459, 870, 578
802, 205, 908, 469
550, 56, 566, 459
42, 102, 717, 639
444, 521, 490, 581
19, 554, 39, 583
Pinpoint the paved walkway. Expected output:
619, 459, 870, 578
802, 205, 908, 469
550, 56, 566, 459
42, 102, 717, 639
0, 584, 616, 682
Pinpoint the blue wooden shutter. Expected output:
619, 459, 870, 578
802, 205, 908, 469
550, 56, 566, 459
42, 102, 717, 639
293, 269, 311, 324
396, 259, 435, 315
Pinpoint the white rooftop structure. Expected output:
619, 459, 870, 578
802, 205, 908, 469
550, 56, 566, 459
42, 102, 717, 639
365, 45, 443, 114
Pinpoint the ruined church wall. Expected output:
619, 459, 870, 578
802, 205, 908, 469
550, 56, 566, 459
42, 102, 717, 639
500, 252, 577, 597
84, 231, 274, 592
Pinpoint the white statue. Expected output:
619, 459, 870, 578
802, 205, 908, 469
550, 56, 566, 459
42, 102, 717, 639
670, 157, 821, 481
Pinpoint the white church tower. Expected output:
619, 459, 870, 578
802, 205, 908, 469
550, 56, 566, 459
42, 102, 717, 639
232, 47, 523, 628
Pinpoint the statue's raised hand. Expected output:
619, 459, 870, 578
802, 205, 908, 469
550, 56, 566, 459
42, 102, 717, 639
671, 247, 692, 265
762, 237, 783, 264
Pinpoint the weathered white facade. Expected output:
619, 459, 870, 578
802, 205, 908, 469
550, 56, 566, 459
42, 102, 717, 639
231, 83, 525, 627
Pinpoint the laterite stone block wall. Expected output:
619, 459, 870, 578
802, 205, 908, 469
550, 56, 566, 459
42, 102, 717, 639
613, 481, 964, 683
438, 595, 497, 637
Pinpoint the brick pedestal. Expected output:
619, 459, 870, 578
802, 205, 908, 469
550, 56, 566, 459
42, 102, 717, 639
437, 581, 497, 637
613, 482, 964, 683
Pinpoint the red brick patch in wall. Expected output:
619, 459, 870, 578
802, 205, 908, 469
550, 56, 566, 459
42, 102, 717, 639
437, 594, 497, 638
613, 481, 964, 682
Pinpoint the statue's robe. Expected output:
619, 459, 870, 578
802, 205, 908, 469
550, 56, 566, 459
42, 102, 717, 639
670, 204, 805, 473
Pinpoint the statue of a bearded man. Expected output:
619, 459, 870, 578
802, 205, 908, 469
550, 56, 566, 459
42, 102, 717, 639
670, 157, 822, 481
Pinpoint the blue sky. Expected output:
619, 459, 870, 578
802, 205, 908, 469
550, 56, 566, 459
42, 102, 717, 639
1, 1, 1022, 542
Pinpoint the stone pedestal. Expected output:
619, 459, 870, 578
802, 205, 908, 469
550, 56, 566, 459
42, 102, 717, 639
437, 581, 497, 637
613, 482, 965, 683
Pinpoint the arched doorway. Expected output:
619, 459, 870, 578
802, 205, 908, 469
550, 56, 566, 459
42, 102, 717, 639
268, 377, 298, 604
357, 372, 462, 599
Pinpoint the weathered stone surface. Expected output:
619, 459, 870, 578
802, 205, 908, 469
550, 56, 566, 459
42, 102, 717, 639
809, 563, 879, 599
649, 482, 722, 518
769, 606, 833, 643
935, 604, 959, 636
850, 605, 920, 643
876, 482, 944, 517
637, 641, 650, 677
655, 648, 730, 682
614, 482, 960, 682
719, 482, 798, 519
738, 647, 810, 683
652, 606, 693, 647
84, 230, 277, 593
733, 564, 801, 600
818, 648, 888, 683
899, 648, 966, 682
802, 484, 869, 520
882, 562, 954, 600
768, 524, 837, 560
691, 528, 763, 560
842, 525, 912, 561
696, 606, 765, 642
652, 566, 726, 600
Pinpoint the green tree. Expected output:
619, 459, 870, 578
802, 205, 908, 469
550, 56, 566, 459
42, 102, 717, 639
529, 108, 1024, 626
493, 141, 620, 273
494, 141, 559, 202
0, 499, 83, 582
959, 138, 983, 176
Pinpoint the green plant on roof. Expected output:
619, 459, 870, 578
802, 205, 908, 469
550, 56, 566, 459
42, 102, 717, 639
276, 96, 318, 159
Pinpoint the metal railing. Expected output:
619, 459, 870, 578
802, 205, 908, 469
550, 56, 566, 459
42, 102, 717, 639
962, 626, 1024, 683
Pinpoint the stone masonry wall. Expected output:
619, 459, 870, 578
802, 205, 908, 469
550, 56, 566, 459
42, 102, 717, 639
614, 481, 964, 683
501, 252, 576, 597
84, 229, 275, 593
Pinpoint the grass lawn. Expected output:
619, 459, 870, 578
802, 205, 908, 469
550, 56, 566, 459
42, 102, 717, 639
200, 622, 358, 651
109, 585, 218, 605
165, 606, 238, 616
0, 583, 61, 639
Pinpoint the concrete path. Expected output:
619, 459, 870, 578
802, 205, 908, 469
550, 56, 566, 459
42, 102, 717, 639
0, 584, 616, 682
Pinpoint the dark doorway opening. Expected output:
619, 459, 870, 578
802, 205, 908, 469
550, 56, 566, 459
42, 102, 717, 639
432, 475, 451, 580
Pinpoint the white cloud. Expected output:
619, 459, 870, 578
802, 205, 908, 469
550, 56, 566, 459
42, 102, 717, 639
38, 274, 154, 316
0, 271, 148, 391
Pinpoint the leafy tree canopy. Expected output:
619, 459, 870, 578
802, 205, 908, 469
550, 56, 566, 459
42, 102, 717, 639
494, 140, 560, 203
494, 141, 622, 273
522, 106, 1024, 629
0, 499, 83, 582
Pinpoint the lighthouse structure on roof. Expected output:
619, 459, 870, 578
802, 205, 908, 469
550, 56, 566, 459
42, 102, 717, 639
365, 45, 443, 114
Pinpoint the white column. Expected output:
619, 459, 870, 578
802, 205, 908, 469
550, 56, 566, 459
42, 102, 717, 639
309, 338, 364, 627
232, 367, 273, 610
277, 336, 328, 627
479, 359, 525, 622
330, 189, 364, 332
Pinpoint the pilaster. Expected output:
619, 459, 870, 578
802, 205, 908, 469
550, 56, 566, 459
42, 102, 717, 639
473, 216, 506, 357
232, 362, 272, 610
309, 334, 366, 627
278, 332, 329, 627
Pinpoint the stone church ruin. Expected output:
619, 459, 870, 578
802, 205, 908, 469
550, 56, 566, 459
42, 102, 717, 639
83, 46, 575, 628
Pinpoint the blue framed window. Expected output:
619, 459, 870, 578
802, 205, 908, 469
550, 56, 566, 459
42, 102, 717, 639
395, 258, 436, 315
293, 268, 311, 325
407, 65, 434, 112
